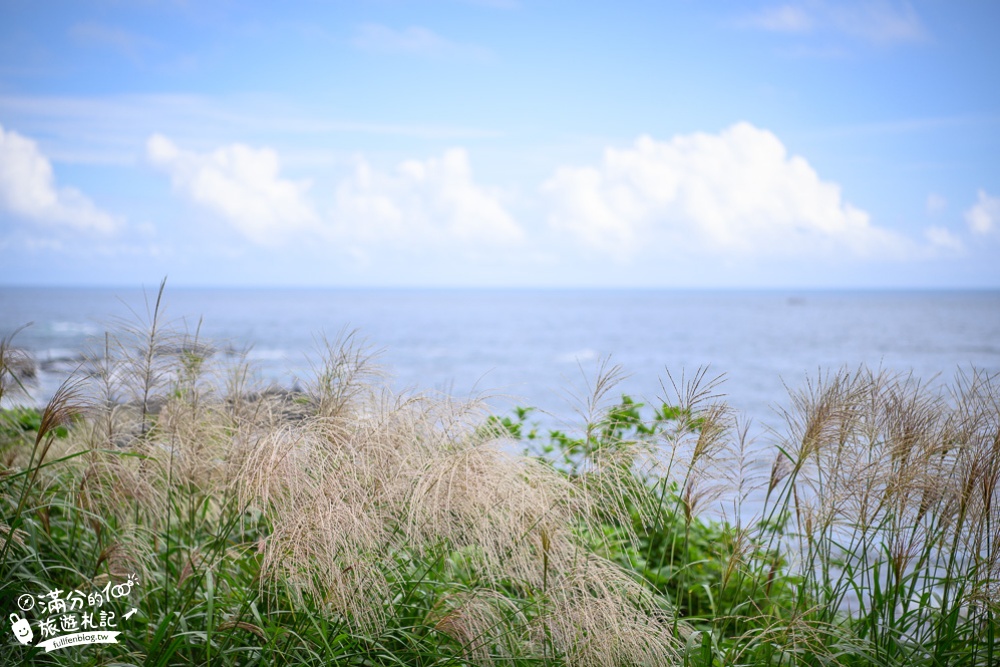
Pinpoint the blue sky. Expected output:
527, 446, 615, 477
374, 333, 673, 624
0, 0, 998, 288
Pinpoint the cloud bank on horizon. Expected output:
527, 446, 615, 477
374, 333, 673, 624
0, 0, 997, 287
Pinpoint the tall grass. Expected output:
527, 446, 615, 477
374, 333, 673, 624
1, 291, 680, 666
1, 292, 997, 666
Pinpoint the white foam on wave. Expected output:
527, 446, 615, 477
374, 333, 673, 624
38, 348, 82, 361
51, 321, 100, 336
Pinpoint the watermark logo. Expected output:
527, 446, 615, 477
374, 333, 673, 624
7, 574, 140, 653
8, 614, 32, 646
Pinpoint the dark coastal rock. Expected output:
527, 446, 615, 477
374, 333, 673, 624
3, 348, 37, 382
227, 386, 314, 422
38, 352, 87, 374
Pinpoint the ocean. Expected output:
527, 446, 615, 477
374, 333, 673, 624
2, 287, 999, 437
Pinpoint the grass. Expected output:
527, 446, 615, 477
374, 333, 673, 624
1, 289, 997, 666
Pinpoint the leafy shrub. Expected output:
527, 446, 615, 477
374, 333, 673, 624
493, 394, 798, 634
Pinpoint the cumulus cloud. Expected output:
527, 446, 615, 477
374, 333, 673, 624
739, 1, 927, 46
541, 122, 906, 260
333, 148, 523, 247
965, 190, 999, 235
0, 123, 119, 233
147, 134, 319, 244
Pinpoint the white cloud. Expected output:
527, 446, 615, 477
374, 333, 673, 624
146, 136, 520, 253
351, 24, 490, 59
741, 5, 814, 33
332, 148, 523, 248
541, 122, 907, 260
146, 134, 319, 244
831, 2, 926, 45
926, 192, 947, 215
0, 123, 119, 233
924, 226, 963, 253
965, 190, 1000, 235
0, 94, 500, 168
740, 1, 927, 46
70, 21, 156, 63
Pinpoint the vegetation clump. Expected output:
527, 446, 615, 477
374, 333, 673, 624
1, 291, 997, 666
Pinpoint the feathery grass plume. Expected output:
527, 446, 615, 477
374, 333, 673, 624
9, 375, 89, 504
95, 537, 148, 582
153, 394, 231, 493
312, 389, 434, 501
80, 330, 132, 458
233, 402, 399, 632
73, 313, 224, 522
72, 362, 177, 526
77, 436, 166, 525
651, 368, 737, 528
172, 319, 213, 399
767, 368, 863, 582
684, 402, 735, 523
216, 620, 267, 641
429, 589, 533, 665
569, 356, 630, 436
720, 523, 757, 592
778, 372, 908, 585
147, 325, 233, 494
863, 373, 950, 603
652, 368, 730, 479
233, 386, 422, 529
229, 423, 324, 513
779, 367, 865, 471
944, 368, 1000, 609
757, 365, 1000, 664
560, 359, 646, 468
107, 277, 183, 438
176, 547, 206, 586
256, 445, 395, 631
249, 390, 446, 610
304, 329, 383, 420
222, 345, 254, 418
554, 359, 664, 547
0, 372, 89, 573
720, 416, 760, 521
405, 437, 582, 588
538, 555, 680, 667
769, 450, 793, 494
33, 374, 88, 453
0, 325, 34, 406
0, 522, 27, 550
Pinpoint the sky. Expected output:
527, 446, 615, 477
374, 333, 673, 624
0, 0, 998, 288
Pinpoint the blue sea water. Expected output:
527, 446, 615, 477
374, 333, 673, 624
2, 287, 999, 436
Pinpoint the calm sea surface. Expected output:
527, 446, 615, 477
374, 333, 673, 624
2, 288, 999, 436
